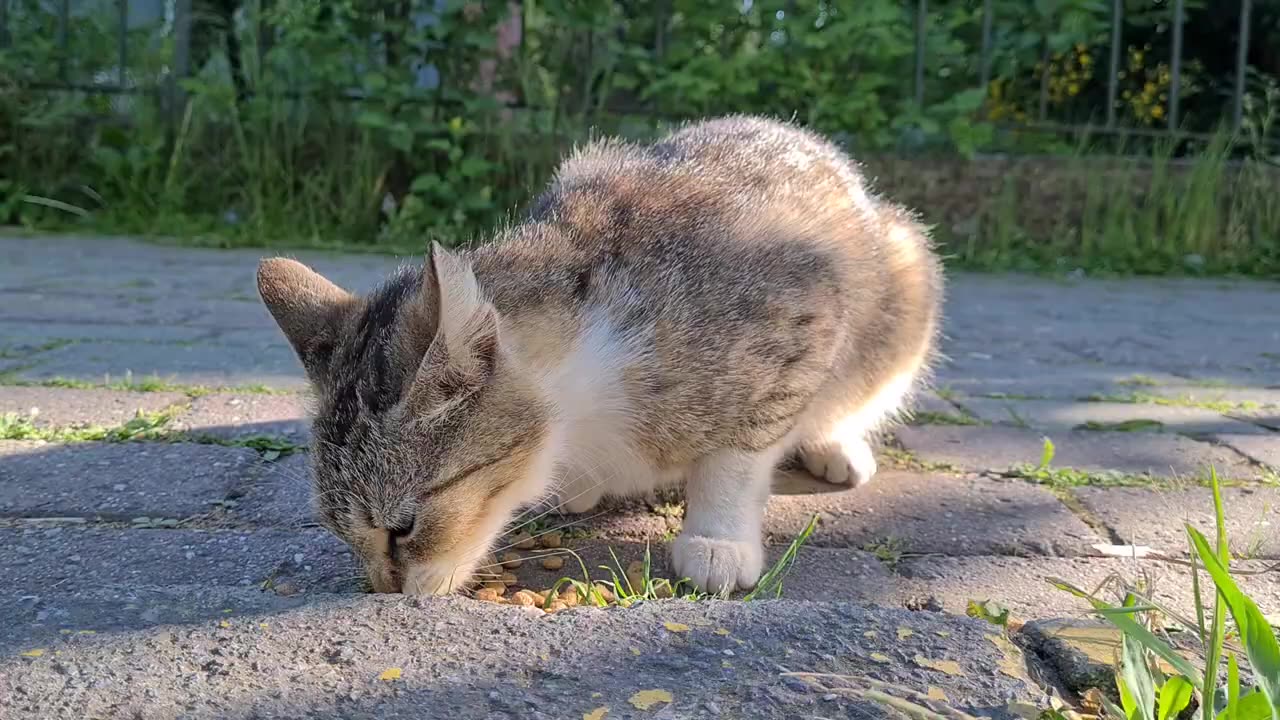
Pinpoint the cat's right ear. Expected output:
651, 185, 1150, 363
257, 258, 354, 377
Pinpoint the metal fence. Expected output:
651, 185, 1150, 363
0, 0, 1263, 143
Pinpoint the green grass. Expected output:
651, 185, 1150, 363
1083, 391, 1260, 414
0, 409, 302, 458
0, 372, 293, 397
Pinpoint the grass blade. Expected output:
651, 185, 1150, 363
1187, 526, 1280, 720
1203, 466, 1230, 720
1159, 676, 1195, 720
1120, 624, 1158, 720
1049, 578, 1204, 688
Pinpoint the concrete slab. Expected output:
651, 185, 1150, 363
893, 425, 1262, 480
959, 397, 1263, 435
0, 441, 258, 519
0, 527, 356, 596
1073, 485, 1280, 558
764, 471, 1101, 556
0, 595, 1044, 720
229, 453, 317, 529
1213, 433, 1280, 470
0, 387, 186, 429
12, 341, 306, 390
172, 393, 310, 443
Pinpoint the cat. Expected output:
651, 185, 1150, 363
256, 114, 944, 596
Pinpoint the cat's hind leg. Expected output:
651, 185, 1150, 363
793, 369, 920, 487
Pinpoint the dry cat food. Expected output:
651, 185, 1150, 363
539, 531, 563, 549
511, 532, 537, 550
500, 552, 523, 569
541, 556, 564, 571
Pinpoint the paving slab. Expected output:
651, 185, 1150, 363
1212, 433, 1280, 470
0, 441, 258, 519
893, 425, 1262, 479
0, 595, 1044, 720
229, 453, 317, 529
0, 527, 356, 596
905, 390, 970, 421
171, 392, 310, 442
0, 320, 213, 345
0, 386, 186, 428
764, 471, 1101, 556
933, 359, 1170, 400
1073, 485, 1280, 558
959, 397, 1264, 435
889, 555, 1280, 622
12, 341, 306, 390
0, 290, 197, 326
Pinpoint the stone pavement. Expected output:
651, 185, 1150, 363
2, 234, 1279, 719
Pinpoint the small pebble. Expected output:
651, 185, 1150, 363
539, 531, 563, 549
541, 556, 564, 571
545, 601, 568, 613
474, 588, 502, 603
822, 693, 838, 702
273, 581, 299, 597
500, 572, 519, 586
483, 580, 507, 594
500, 552, 523, 569
512, 533, 536, 550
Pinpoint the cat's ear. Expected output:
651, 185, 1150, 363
410, 243, 501, 405
257, 258, 353, 377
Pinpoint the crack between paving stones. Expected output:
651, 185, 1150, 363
1050, 487, 1125, 546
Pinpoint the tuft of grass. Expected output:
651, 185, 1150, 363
744, 513, 820, 601
862, 536, 908, 571
1047, 465, 1280, 720
909, 411, 982, 427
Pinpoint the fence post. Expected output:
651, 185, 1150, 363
1105, 0, 1122, 129
1168, 0, 1184, 131
914, 0, 926, 107
118, 0, 129, 88
58, 0, 70, 81
978, 0, 993, 91
1233, 0, 1252, 132
168, 0, 192, 132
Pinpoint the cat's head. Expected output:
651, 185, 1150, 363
256, 246, 553, 594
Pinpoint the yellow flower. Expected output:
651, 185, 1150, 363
1080, 54, 1092, 66
1151, 105, 1165, 118
1068, 83, 1080, 96
1144, 82, 1156, 94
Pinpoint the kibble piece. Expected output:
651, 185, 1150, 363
510, 590, 538, 607
545, 600, 568, 613
540, 531, 563, 549
654, 581, 674, 599
500, 552, 523, 569
483, 580, 507, 595
512, 532, 537, 550
500, 572, 519, 587
475, 588, 502, 603
480, 554, 500, 571
560, 588, 580, 608
541, 556, 565, 571
593, 584, 616, 604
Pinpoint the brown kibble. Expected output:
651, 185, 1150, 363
527, 590, 546, 608
512, 532, 536, 550
539, 531, 563, 549
627, 560, 645, 575
545, 600, 568, 613
510, 590, 538, 607
560, 588, 580, 608
626, 572, 645, 593
482, 580, 507, 595
480, 554, 499, 571
500, 572, 519, 587
593, 583, 616, 604
500, 552, 523, 569
541, 556, 564, 571
474, 588, 502, 603
654, 581, 674, 599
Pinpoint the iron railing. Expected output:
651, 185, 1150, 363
0, 0, 1264, 143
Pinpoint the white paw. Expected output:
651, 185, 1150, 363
670, 534, 764, 595
798, 437, 877, 486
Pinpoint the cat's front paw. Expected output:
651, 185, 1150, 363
797, 437, 877, 486
670, 534, 763, 595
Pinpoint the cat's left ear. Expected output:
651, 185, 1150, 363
411, 243, 501, 401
